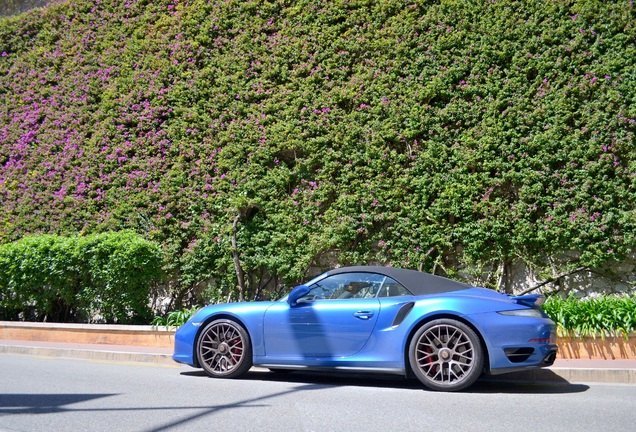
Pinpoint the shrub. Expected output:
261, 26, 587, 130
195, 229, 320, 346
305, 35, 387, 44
0, 234, 80, 321
0, 231, 163, 323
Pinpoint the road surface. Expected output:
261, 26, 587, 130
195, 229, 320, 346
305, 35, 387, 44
1, 354, 635, 432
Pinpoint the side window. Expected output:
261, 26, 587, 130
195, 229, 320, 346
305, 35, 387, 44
376, 277, 412, 298
302, 273, 410, 301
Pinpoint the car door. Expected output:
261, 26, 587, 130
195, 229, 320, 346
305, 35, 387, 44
262, 272, 384, 358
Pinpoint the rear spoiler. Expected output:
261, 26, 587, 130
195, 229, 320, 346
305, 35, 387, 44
510, 294, 545, 308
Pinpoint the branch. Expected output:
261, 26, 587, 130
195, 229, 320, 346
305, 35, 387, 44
231, 212, 246, 302
516, 266, 588, 296
496, 260, 506, 293
418, 246, 436, 272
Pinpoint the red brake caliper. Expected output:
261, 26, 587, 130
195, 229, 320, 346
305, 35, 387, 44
230, 337, 241, 362
424, 347, 437, 376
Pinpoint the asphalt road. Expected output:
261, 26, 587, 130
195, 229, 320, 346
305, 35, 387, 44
1, 354, 635, 432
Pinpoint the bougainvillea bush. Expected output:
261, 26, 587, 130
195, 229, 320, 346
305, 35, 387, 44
1, 0, 635, 308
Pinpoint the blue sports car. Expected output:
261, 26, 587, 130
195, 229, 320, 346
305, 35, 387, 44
173, 266, 558, 391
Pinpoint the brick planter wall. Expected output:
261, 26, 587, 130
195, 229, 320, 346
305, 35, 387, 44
0, 321, 175, 348
556, 335, 636, 360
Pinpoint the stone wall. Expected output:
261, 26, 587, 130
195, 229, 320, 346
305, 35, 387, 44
504, 257, 636, 298
0, 0, 56, 17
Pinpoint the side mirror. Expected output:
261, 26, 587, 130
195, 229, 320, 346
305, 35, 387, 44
287, 285, 310, 306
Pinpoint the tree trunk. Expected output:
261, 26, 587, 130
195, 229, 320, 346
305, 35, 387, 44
231, 212, 246, 302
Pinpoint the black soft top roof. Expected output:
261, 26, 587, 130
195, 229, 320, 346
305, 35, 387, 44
326, 266, 471, 296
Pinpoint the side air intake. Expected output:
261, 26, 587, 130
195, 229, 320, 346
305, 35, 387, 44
392, 302, 415, 327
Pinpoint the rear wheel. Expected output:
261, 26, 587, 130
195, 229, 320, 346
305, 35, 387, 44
197, 319, 252, 378
408, 319, 483, 392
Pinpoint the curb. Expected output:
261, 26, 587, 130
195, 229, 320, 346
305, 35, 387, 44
0, 342, 177, 366
484, 366, 636, 385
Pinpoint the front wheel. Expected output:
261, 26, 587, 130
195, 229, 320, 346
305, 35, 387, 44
197, 319, 252, 378
408, 319, 483, 392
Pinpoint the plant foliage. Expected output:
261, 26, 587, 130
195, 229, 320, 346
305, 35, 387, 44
543, 294, 636, 339
151, 305, 200, 329
1, 0, 635, 305
0, 231, 164, 322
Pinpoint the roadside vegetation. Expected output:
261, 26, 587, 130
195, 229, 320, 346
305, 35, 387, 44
544, 294, 636, 339
151, 306, 200, 329
0, 232, 163, 323
1, 0, 635, 310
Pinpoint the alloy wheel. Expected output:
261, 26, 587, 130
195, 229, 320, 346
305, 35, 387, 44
409, 319, 483, 391
198, 319, 252, 378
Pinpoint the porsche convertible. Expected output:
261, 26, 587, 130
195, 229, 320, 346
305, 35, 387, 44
173, 266, 558, 391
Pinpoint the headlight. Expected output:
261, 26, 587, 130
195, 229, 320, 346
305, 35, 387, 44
498, 308, 544, 318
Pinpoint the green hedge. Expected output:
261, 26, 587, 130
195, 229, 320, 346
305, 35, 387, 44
0, 231, 163, 323
543, 294, 636, 339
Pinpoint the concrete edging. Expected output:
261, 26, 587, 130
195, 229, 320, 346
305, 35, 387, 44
0, 343, 176, 365
485, 365, 636, 385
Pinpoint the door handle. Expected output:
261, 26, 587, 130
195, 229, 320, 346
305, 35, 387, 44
354, 311, 374, 320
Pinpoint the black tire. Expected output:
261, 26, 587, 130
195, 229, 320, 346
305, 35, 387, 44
197, 319, 252, 378
408, 318, 484, 392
